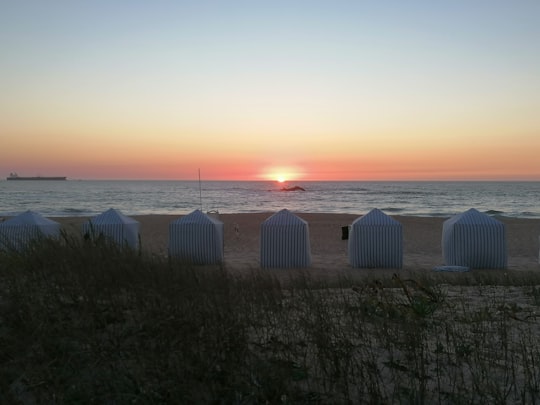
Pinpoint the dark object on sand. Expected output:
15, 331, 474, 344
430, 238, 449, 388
341, 226, 349, 240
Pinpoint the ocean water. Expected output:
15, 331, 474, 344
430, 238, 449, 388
1, 180, 539, 218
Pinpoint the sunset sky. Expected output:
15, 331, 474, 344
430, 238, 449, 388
1, 1, 539, 181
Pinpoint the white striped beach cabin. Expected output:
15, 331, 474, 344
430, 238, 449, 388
442, 208, 507, 269
0, 210, 60, 251
260, 209, 311, 268
83, 208, 140, 249
348, 208, 403, 269
168, 209, 224, 264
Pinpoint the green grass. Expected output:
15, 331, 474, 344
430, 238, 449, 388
1, 235, 540, 403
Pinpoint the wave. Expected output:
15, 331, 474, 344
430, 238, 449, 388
420, 212, 453, 217
520, 211, 540, 217
63, 208, 86, 213
484, 210, 505, 216
373, 190, 440, 196
380, 207, 404, 213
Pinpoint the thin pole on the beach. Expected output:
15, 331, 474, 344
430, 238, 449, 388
198, 168, 203, 211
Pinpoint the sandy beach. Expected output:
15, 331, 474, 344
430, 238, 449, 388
54, 213, 540, 275
8, 213, 540, 402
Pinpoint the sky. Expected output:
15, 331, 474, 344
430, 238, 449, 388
1, 1, 539, 181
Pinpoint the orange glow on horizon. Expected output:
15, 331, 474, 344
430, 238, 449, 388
2, 2, 540, 183
2, 129, 540, 181
258, 165, 307, 183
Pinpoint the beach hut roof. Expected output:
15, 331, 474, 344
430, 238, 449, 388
171, 209, 223, 225
353, 208, 400, 226
2, 210, 59, 226
168, 210, 224, 264
83, 208, 140, 249
263, 209, 307, 226
89, 208, 139, 225
442, 208, 506, 269
348, 208, 402, 269
0, 211, 61, 251
445, 208, 502, 226
260, 209, 311, 268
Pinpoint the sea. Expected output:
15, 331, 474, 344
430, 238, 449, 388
1, 180, 539, 218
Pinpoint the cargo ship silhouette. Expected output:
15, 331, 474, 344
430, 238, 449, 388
7, 172, 67, 181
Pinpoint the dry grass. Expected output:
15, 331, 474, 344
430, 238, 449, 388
1, 234, 540, 403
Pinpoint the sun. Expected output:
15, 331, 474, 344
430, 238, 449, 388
260, 166, 304, 182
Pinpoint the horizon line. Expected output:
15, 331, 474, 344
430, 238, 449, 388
4, 178, 538, 182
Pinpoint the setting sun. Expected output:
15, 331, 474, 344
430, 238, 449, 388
260, 166, 305, 183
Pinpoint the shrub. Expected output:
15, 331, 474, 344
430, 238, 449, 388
1, 236, 539, 403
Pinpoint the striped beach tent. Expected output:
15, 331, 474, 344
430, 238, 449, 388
442, 208, 507, 269
348, 208, 403, 269
168, 209, 224, 264
0, 210, 60, 251
260, 209, 311, 268
83, 208, 140, 249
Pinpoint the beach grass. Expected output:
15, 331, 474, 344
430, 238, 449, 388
1, 235, 540, 403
